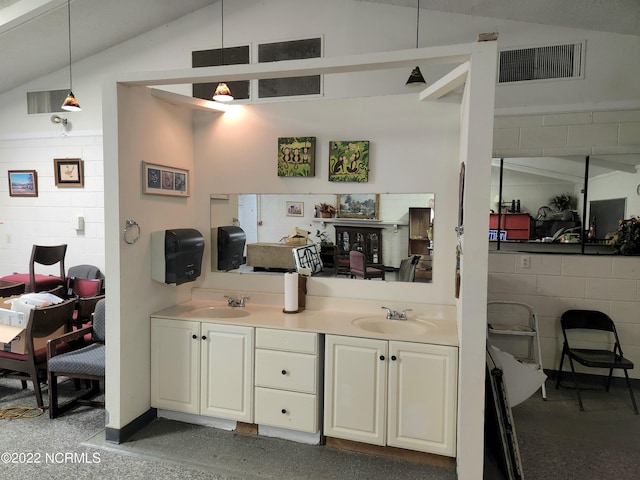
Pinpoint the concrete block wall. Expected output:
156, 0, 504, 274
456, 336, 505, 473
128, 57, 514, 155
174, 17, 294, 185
488, 252, 640, 379
493, 109, 640, 157
0, 133, 105, 276
489, 108, 640, 380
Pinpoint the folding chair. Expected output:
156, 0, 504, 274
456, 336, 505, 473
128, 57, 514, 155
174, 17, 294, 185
556, 309, 638, 414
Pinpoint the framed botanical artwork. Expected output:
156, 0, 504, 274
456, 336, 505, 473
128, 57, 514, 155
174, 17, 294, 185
8, 170, 38, 197
337, 194, 379, 219
286, 201, 304, 217
54, 158, 84, 187
142, 161, 189, 197
329, 140, 370, 182
278, 137, 315, 177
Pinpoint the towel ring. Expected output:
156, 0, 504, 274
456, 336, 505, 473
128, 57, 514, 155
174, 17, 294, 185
123, 220, 141, 244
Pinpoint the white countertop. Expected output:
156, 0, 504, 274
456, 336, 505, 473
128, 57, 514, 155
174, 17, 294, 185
151, 300, 458, 347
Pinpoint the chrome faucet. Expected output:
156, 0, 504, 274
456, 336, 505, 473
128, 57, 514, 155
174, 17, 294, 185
225, 295, 249, 307
381, 306, 412, 321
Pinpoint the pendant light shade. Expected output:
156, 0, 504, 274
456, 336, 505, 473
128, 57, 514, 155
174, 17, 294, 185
61, 0, 81, 111
406, 66, 426, 86
213, 0, 233, 102
406, 0, 426, 87
62, 92, 81, 111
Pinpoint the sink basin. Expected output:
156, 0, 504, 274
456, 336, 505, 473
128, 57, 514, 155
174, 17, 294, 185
351, 316, 435, 335
189, 307, 250, 319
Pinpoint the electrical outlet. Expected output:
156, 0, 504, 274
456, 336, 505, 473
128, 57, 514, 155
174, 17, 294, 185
520, 255, 530, 269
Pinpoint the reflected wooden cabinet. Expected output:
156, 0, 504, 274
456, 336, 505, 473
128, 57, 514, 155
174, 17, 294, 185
334, 225, 383, 265
409, 207, 432, 280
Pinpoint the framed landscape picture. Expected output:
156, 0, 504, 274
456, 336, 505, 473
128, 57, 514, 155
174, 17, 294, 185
338, 193, 379, 219
8, 170, 38, 197
54, 158, 84, 187
329, 140, 370, 182
278, 137, 316, 177
142, 161, 189, 197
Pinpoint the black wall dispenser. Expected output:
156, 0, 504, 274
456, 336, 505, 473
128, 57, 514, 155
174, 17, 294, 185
151, 228, 205, 285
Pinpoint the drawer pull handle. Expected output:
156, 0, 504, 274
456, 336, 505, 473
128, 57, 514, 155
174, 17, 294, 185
281, 370, 287, 375
281, 409, 287, 414
201, 335, 207, 340
192, 334, 197, 339
379, 355, 385, 361
391, 355, 397, 361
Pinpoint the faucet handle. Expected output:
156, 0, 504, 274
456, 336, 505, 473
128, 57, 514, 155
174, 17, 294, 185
399, 308, 413, 320
381, 306, 393, 319
239, 296, 250, 306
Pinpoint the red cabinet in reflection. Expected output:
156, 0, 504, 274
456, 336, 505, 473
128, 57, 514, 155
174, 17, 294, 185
489, 213, 533, 240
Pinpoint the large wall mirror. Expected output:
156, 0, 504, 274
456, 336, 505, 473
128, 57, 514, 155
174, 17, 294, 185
490, 154, 640, 254
210, 193, 435, 283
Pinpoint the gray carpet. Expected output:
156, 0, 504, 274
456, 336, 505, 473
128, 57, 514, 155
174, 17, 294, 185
0, 376, 455, 479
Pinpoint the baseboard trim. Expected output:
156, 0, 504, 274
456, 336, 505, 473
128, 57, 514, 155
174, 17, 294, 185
105, 408, 157, 444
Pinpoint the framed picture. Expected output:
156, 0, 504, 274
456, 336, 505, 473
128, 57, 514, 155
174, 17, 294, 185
278, 137, 316, 177
54, 158, 84, 187
329, 141, 370, 182
286, 201, 304, 217
142, 161, 189, 197
8, 170, 38, 197
337, 194, 379, 219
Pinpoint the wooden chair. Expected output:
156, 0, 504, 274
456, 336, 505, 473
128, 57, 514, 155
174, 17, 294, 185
0, 299, 76, 408
0, 244, 67, 293
349, 250, 385, 280
47, 298, 105, 418
556, 309, 637, 414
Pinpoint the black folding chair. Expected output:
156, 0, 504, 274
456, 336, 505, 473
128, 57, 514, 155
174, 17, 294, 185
556, 309, 638, 414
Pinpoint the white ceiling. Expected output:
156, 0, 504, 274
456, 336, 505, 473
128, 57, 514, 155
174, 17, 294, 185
0, 0, 638, 96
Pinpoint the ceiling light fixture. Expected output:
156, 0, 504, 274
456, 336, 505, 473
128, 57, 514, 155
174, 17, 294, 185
61, 0, 81, 111
406, 0, 427, 87
213, 0, 233, 102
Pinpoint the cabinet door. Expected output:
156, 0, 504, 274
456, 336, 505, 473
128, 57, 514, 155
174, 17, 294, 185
324, 335, 387, 446
200, 323, 254, 422
387, 341, 458, 456
151, 318, 200, 414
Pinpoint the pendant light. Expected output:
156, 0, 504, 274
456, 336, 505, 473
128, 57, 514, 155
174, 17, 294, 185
213, 0, 233, 102
61, 0, 81, 111
406, 0, 426, 87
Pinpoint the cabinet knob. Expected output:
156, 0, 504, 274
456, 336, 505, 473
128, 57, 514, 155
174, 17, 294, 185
201, 335, 207, 340
281, 370, 287, 375
192, 334, 197, 339
391, 355, 397, 361
281, 409, 287, 414
379, 355, 385, 361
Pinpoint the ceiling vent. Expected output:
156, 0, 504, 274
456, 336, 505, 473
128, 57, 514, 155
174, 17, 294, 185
498, 42, 584, 84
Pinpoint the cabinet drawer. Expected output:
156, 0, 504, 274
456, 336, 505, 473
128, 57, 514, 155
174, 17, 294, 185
255, 387, 317, 433
255, 328, 317, 354
255, 349, 317, 394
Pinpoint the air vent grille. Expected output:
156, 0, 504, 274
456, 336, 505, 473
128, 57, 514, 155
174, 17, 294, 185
499, 42, 584, 83
26, 89, 68, 114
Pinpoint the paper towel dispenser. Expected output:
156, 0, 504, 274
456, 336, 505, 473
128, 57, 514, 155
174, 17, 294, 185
151, 228, 205, 285
217, 225, 246, 271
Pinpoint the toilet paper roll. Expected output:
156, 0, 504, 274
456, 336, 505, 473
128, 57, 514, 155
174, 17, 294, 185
284, 272, 299, 312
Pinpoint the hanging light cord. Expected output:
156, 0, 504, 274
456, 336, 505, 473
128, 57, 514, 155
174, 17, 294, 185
66, 0, 73, 90
415, 0, 420, 49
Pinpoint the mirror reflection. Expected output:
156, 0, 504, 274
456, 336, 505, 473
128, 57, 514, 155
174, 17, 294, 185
211, 193, 435, 282
490, 154, 640, 254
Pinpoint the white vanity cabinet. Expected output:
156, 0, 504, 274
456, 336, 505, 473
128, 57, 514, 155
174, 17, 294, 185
254, 328, 320, 433
151, 317, 254, 423
324, 335, 458, 457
